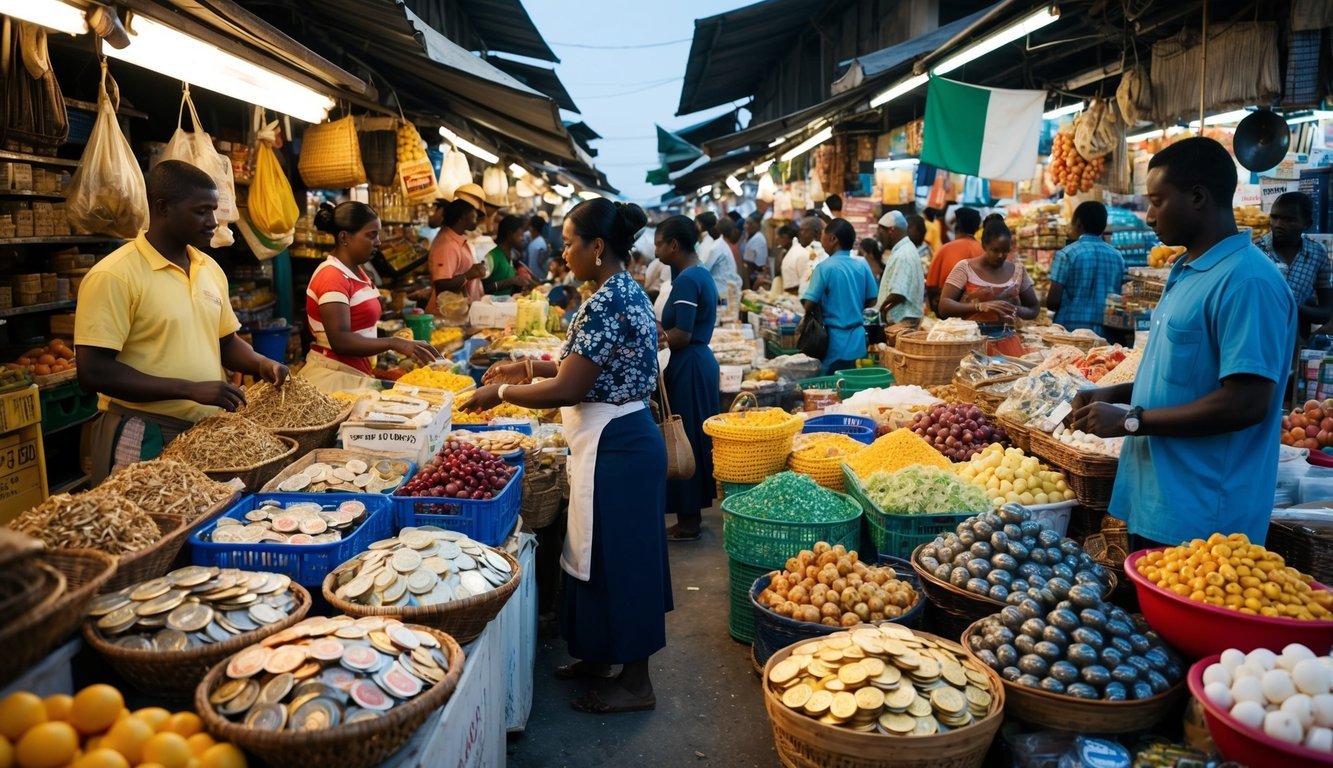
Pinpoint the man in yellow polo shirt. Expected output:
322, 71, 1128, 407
76, 160, 287, 482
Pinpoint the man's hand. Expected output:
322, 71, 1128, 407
256, 359, 289, 387
1070, 401, 1129, 437
186, 381, 247, 411
465, 263, 487, 279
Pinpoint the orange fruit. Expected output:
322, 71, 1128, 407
138, 764, 167, 768
14, 721, 78, 768
69, 685, 123, 736
0, 693, 46, 740
197, 743, 245, 768
71, 748, 129, 768
185, 734, 215, 757
132, 708, 171, 733
99, 717, 153, 764
163, 713, 202, 738
0, 734, 13, 768
39, 695, 71, 724
141, 733, 190, 768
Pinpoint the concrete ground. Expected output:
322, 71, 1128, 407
506, 505, 779, 768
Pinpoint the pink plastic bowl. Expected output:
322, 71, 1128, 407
1124, 549, 1333, 659
1188, 655, 1333, 767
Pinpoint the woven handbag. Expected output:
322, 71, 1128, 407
659, 375, 695, 481
298, 115, 366, 189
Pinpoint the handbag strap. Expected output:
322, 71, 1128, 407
657, 373, 675, 420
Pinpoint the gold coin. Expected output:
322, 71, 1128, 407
965, 685, 993, 711
878, 624, 914, 640
793, 642, 821, 656
781, 683, 813, 710
209, 678, 248, 705
912, 657, 941, 681
893, 650, 921, 671
818, 647, 844, 663
941, 661, 968, 688
841, 644, 866, 660
166, 603, 213, 633
854, 687, 885, 712
906, 696, 933, 718
807, 660, 832, 679
768, 658, 800, 686
88, 593, 131, 617
136, 589, 189, 616
382, 576, 409, 604
830, 691, 858, 720
885, 686, 916, 711
882, 639, 909, 657
880, 712, 916, 734
912, 717, 938, 736
837, 662, 867, 687
964, 668, 991, 687
871, 666, 903, 688
803, 690, 833, 716
861, 657, 887, 677
391, 549, 423, 573
97, 605, 138, 633
930, 687, 966, 716
130, 578, 172, 602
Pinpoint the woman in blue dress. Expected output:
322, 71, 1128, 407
654, 215, 719, 541
467, 199, 669, 715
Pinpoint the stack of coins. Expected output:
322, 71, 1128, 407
206, 500, 368, 546
276, 459, 411, 494
768, 625, 996, 736
209, 616, 449, 731
330, 526, 512, 609
89, 567, 298, 651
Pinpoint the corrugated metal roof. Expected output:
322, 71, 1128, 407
834, 5, 998, 82
485, 55, 579, 112
702, 90, 864, 156
676, 109, 741, 147
672, 146, 769, 194
402, 0, 558, 62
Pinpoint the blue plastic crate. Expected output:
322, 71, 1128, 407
804, 414, 877, 432
802, 422, 874, 444
391, 462, 523, 545
189, 493, 394, 586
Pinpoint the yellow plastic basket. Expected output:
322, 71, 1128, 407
786, 434, 866, 491
704, 397, 803, 483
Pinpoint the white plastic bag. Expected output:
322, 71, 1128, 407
67, 61, 147, 239
437, 148, 471, 200
159, 86, 237, 247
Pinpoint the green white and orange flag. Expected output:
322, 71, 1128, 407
921, 75, 1045, 181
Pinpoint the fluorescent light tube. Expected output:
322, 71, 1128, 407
439, 127, 500, 164
934, 7, 1061, 75
753, 159, 774, 175
1043, 101, 1085, 119
869, 73, 929, 109
508, 163, 528, 178
874, 158, 920, 170
725, 175, 744, 196
0, 0, 87, 35
779, 127, 833, 162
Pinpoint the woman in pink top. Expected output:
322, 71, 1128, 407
939, 217, 1040, 332
427, 198, 486, 312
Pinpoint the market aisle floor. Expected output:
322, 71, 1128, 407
507, 505, 778, 768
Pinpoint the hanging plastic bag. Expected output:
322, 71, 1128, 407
396, 122, 437, 204
757, 172, 776, 203
248, 111, 299, 240
1074, 98, 1119, 161
159, 86, 237, 247
482, 164, 509, 204
437, 147, 471, 199
807, 173, 825, 204
66, 60, 146, 239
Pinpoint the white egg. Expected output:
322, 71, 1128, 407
1232, 675, 1266, 705
1294, 658, 1332, 696
1232, 700, 1267, 729
1205, 681, 1234, 709
1263, 669, 1297, 704
1248, 648, 1280, 671
1305, 726, 1333, 753
1282, 694, 1316, 730
1280, 644, 1317, 670
1220, 648, 1248, 673
1072, 429, 1086, 441
1233, 663, 1264, 681
1314, 693, 1333, 728
1203, 663, 1233, 688
1264, 710, 1304, 744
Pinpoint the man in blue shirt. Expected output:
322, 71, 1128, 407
1255, 191, 1333, 336
1070, 137, 1296, 549
802, 218, 878, 373
525, 216, 550, 280
1046, 201, 1126, 336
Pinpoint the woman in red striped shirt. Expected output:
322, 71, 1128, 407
299, 202, 438, 392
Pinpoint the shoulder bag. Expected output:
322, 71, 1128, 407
796, 303, 829, 359
658, 374, 695, 480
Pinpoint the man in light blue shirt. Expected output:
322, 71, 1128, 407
802, 218, 878, 374
742, 212, 768, 288
876, 210, 925, 326
525, 215, 549, 280
1070, 137, 1295, 548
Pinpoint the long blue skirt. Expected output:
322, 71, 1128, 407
664, 343, 719, 517
561, 408, 673, 663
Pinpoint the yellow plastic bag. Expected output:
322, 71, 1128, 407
249, 118, 299, 237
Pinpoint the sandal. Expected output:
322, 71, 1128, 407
570, 687, 656, 714
666, 525, 701, 542
554, 662, 615, 681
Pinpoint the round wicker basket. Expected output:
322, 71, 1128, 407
1, 549, 117, 688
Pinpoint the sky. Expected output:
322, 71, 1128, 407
521, 0, 752, 205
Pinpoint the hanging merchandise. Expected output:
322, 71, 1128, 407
772, 187, 793, 219
1073, 98, 1119, 161
298, 114, 367, 189
1150, 23, 1280, 125
357, 115, 399, 186
396, 122, 437, 204
482, 164, 509, 203
1050, 123, 1105, 195
515, 177, 536, 199
961, 176, 990, 206
926, 172, 948, 210
437, 147, 471, 200
2, 21, 68, 148
807, 173, 825, 206
756, 172, 776, 203
247, 111, 299, 253
66, 60, 146, 239
1116, 68, 1152, 126
160, 86, 238, 247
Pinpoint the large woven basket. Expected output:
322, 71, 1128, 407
201, 435, 300, 491
196, 625, 463, 768
894, 331, 987, 359
762, 628, 1005, 768
886, 348, 959, 387
960, 619, 1187, 732
105, 513, 195, 593
996, 416, 1031, 452
322, 549, 520, 644
272, 402, 354, 457
787, 443, 864, 491
297, 115, 368, 190
0, 548, 117, 687
520, 467, 563, 531
953, 373, 1022, 416
704, 404, 803, 484
82, 582, 312, 699
1026, 429, 1118, 512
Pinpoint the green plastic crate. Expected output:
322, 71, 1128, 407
841, 465, 973, 559
720, 487, 862, 568
797, 376, 843, 392
728, 556, 772, 643
40, 382, 98, 434
765, 339, 800, 359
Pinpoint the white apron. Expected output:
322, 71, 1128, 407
560, 400, 646, 581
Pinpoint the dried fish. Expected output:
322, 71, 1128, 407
238, 376, 343, 430
10, 492, 160, 555
98, 459, 234, 521
162, 413, 289, 470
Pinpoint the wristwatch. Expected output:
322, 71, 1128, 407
1123, 406, 1144, 435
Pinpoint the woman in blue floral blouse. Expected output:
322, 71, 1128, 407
466, 199, 669, 715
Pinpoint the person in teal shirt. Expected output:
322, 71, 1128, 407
1070, 138, 1296, 549
802, 218, 878, 374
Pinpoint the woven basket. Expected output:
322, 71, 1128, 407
762, 628, 1005, 768
322, 549, 520, 644
202, 435, 300, 491
297, 115, 368, 190
959, 619, 1187, 732
0, 548, 117, 687
105, 513, 195, 593
520, 468, 564, 531
894, 331, 988, 359
787, 443, 864, 491
1267, 518, 1333, 585
997, 416, 1031, 453
82, 582, 312, 699
1026, 430, 1117, 512
261, 448, 409, 494
953, 373, 1022, 416
271, 401, 354, 457
704, 404, 803, 484
887, 348, 964, 387
196, 625, 463, 768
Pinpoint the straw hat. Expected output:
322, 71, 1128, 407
453, 183, 486, 212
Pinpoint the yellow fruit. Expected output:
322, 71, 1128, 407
40, 695, 71, 724
71, 748, 130, 768
101, 717, 153, 764
69, 685, 123, 736
14, 721, 78, 768
141, 733, 191, 768
197, 743, 246, 768
132, 708, 171, 733
163, 713, 202, 739
185, 734, 215, 758
0, 735, 13, 768
0, 693, 46, 740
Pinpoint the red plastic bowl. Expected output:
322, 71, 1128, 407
1188, 654, 1333, 767
1124, 549, 1333, 659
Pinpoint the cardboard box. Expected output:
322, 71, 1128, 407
0, 385, 41, 432
0, 425, 47, 525
502, 531, 538, 732
338, 391, 453, 464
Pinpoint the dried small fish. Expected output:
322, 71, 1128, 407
238, 376, 343, 430
98, 459, 234, 521
161, 413, 289, 470
9, 492, 160, 555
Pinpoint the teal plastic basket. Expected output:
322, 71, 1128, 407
719, 481, 759, 500
727, 556, 772, 643
841, 465, 974, 560
720, 487, 862, 569
836, 366, 893, 396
